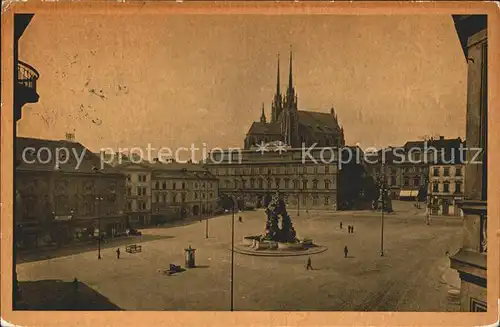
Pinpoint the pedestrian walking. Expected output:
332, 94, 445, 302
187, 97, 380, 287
340, 221, 343, 229
238, 216, 243, 223
344, 245, 348, 258
351, 225, 354, 233
72, 278, 79, 292
116, 248, 120, 259
306, 257, 313, 270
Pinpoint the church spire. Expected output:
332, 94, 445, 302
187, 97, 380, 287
260, 103, 267, 123
271, 53, 283, 123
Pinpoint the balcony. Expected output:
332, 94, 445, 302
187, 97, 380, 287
15, 60, 40, 112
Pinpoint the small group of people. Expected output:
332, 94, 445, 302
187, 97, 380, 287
340, 221, 354, 233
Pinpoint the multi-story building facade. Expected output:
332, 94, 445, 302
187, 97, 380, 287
450, 15, 488, 312
367, 137, 463, 202
15, 137, 127, 249
205, 146, 338, 212
428, 151, 466, 216
115, 163, 152, 227
150, 163, 218, 223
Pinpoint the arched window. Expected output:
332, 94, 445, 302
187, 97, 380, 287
302, 179, 308, 190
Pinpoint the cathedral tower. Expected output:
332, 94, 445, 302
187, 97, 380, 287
282, 49, 300, 147
271, 54, 282, 123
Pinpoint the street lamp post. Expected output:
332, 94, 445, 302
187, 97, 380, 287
205, 178, 209, 239
95, 195, 104, 260
230, 195, 235, 311
297, 172, 303, 217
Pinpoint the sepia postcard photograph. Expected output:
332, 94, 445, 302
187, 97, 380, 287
1, 1, 498, 326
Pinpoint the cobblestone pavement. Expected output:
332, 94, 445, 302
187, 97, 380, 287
16, 209, 462, 311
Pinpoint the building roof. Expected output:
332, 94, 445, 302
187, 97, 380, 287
147, 162, 217, 180
403, 137, 463, 151
247, 110, 342, 137
246, 122, 281, 136
16, 137, 123, 175
297, 110, 341, 133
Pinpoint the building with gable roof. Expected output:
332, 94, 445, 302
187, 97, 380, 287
244, 51, 345, 149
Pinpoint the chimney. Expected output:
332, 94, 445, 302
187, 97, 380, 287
65, 132, 75, 142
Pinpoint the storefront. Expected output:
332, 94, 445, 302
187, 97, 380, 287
399, 189, 419, 201
429, 196, 464, 216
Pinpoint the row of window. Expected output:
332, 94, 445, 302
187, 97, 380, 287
208, 164, 334, 176
127, 200, 147, 211
431, 181, 463, 194
282, 195, 332, 206
222, 178, 335, 190
153, 181, 213, 191
433, 166, 463, 177
126, 181, 215, 194
126, 174, 148, 182
125, 174, 215, 190
152, 192, 214, 204
387, 176, 422, 187
377, 166, 463, 177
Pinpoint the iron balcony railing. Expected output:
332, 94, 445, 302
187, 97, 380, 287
17, 60, 39, 90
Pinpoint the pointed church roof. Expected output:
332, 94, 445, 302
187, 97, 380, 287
246, 122, 281, 135
260, 103, 267, 123
297, 110, 341, 133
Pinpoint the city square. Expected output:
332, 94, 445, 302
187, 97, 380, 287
16, 202, 462, 311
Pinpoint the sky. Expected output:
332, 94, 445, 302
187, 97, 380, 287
17, 14, 467, 158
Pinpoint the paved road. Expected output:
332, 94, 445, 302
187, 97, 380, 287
16, 209, 462, 311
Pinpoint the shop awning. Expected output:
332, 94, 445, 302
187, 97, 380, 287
54, 215, 73, 221
399, 190, 412, 197
400, 190, 419, 198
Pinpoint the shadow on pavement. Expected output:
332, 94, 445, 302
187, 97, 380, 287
15, 279, 122, 310
17, 234, 174, 264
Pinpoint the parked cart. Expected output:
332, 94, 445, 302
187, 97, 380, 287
125, 244, 142, 254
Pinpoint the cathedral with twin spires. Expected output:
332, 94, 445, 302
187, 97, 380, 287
244, 51, 346, 150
